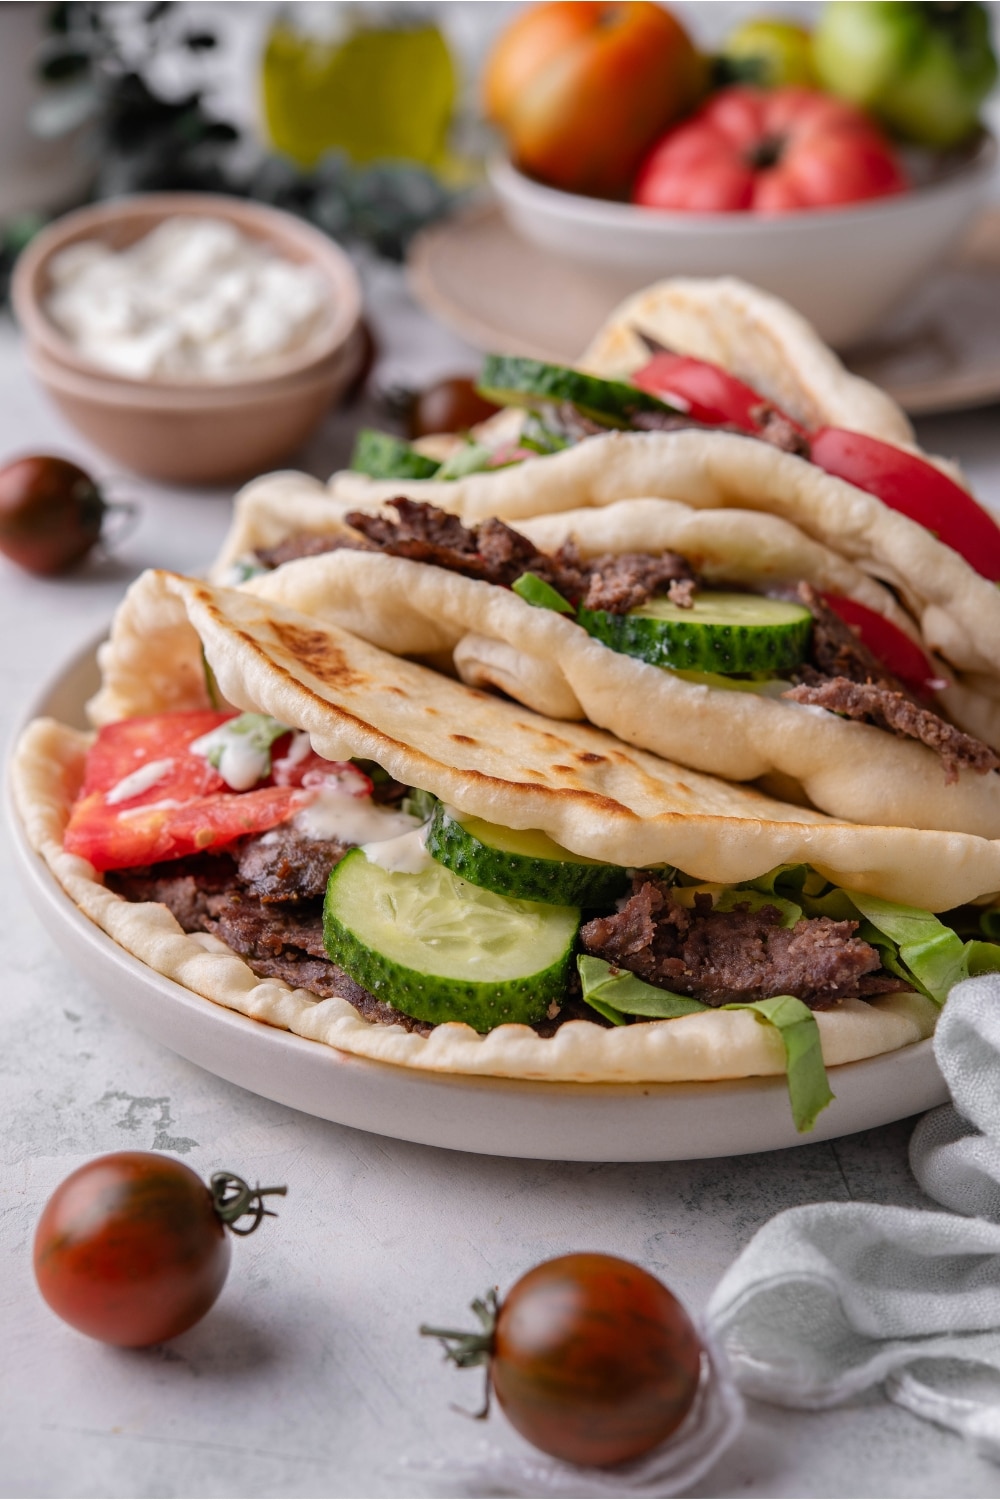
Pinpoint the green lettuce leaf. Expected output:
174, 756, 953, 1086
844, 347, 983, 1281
576, 957, 832, 1133
848, 891, 1000, 1005
848, 892, 974, 1005
512, 572, 576, 615
401, 787, 438, 822
576, 956, 707, 1025
436, 442, 495, 480
723, 995, 834, 1134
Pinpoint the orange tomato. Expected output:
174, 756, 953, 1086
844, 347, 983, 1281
484, 1, 706, 198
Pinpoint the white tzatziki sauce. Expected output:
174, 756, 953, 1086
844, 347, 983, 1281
105, 758, 175, 805
293, 784, 422, 847
118, 798, 183, 819
45, 217, 332, 380
190, 719, 283, 792
360, 824, 432, 875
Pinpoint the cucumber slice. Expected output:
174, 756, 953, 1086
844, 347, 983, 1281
427, 804, 628, 907
477, 355, 678, 427
350, 429, 441, 480
578, 591, 812, 675
323, 849, 579, 1030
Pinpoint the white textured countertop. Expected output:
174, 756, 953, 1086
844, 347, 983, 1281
4, 261, 1000, 1499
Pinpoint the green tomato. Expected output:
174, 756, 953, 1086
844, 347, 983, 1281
720, 18, 817, 89
814, 1, 998, 149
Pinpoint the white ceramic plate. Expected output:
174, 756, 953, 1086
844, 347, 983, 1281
7, 637, 947, 1162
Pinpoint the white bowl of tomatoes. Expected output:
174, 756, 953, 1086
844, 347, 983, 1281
490, 128, 996, 351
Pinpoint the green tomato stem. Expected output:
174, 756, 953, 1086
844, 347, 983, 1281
210, 1171, 287, 1235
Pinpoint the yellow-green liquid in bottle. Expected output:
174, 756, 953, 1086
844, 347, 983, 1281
261, 17, 457, 170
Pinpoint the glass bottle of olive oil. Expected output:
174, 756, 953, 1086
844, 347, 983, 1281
261, 4, 457, 170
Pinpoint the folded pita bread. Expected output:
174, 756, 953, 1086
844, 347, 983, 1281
210, 477, 999, 835
17, 569, 983, 1082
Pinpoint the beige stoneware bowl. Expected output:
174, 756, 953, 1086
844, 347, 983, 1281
12, 193, 364, 483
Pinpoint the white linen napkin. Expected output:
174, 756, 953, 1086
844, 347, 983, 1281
709, 973, 1000, 1461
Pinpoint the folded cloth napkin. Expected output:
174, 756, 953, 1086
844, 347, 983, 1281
709, 973, 1000, 1461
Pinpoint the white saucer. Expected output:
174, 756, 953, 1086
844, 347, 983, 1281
6, 635, 947, 1161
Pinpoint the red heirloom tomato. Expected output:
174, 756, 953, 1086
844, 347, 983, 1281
631, 349, 1000, 583
33, 1153, 286, 1347
484, 1, 706, 198
633, 85, 908, 212
421, 1252, 703, 1468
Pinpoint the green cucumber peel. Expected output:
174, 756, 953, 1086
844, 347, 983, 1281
350, 429, 441, 480
477, 353, 680, 427
577, 957, 832, 1133
512, 572, 576, 615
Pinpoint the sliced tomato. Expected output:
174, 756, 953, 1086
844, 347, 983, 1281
821, 594, 940, 698
79, 711, 232, 801
272, 740, 372, 796
811, 428, 1000, 583
631, 352, 803, 433
65, 711, 305, 872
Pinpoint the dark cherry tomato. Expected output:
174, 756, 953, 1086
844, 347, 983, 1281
408, 377, 500, 439
33, 1152, 285, 1347
0, 456, 110, 576
421, 1252, 703, 1469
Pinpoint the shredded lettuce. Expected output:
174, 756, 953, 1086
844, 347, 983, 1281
722, 995, 833, 1133
201, 646, 221, 710
576, 956, 832, 1133
674, 883, 802, 929
512, 572, 576, 615
436, 442, 495, 481
849, 891, 1000, 1004
576, 956, 707, 1025
575, 865, 1000, 1133
191, 713, 290, 789
518, 415, 573, 455
401, 787, 438, 823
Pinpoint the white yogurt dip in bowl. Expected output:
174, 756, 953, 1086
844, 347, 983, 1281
12, 193, 364, 481
44, 215, 336, 383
